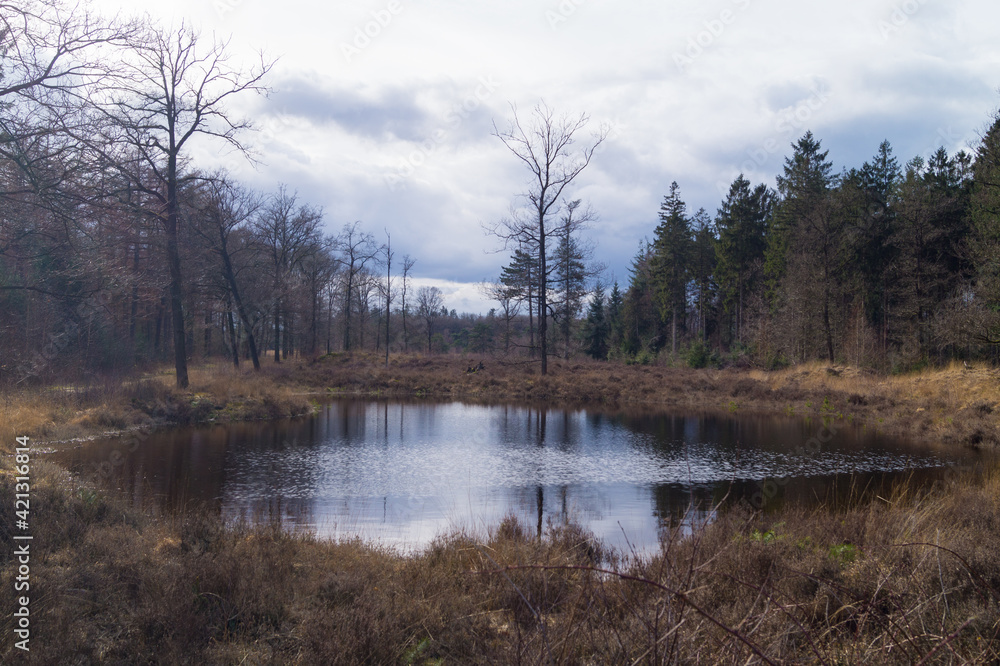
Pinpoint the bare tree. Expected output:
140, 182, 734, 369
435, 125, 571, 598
300, 237, 336, 357
488, 102, 607, 374
192, 175, 264, 369
400, 254, 415, 352
255, 186, 322, 362
481, 279, 521, 355
0, 0, 136, 197
381, 230, 394, 365
416, 285, 443, 353
335, 221, 379, 351
77, 22, 272, 387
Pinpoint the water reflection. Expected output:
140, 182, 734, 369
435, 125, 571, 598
48, 400, 984, 554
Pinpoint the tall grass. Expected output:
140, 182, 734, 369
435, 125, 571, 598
4, 354, 999, 452
2, 457, 1000, 662
2, 356, 999, 660
0, 363, 313, 454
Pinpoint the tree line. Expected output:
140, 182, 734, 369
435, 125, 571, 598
488, 119, 1000, 372
0, 1, 484, 387
5, 2, 1000, 383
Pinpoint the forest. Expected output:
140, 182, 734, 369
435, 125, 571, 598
582, 127, 1000, 373
3, 0, 1000, 391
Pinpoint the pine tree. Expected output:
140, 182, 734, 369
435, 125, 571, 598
767, 132, 840, 362
622, 242, 656, 356
650, 181, 691, 354
500, 247, 539, 356
549, 203, 595, 358
842, 140, 901, 354
715, 175, 774, 346
971, 113, 1000, 347
584, 283, 609, 359
607, 281, 624, 354
690, 208, 716, 342
887, 150, 973, 362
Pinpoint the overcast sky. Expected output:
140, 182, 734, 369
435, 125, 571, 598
95, 0, 1000, 313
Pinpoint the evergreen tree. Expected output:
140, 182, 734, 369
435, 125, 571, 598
500, 247, 539, 356
715, 175, 774, 345
607, 281, 624, 354
621, 241, 656, 356
845, 140, 901, 354
690, 208, 716, 342
584, 283, 609, 359
971, 114, 1000, 316
650, 181, 691, 354
767, 132, 840, 362
550, 204, 593, 358
884, 150, 972, 363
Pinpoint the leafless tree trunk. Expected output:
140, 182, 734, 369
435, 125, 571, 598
401, 255, 415, 352
488, 102, 607, 374
193, 177, 264, 369
335, 221, 379, 351
417, 285, 443, 353
382, 231, 394, 366
73, 22, 271, 387
256, 186, 323, 363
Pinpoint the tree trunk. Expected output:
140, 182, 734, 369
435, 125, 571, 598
129, 242, 140, 347
217, 235, 261, 370
273, 300, 281, 363
165, 165, 189, 389
227, 308, 239, 368
283, 311, 291, 359
204, 309, 212, 358
672, 310, 677, 355
539, 216, 548, 375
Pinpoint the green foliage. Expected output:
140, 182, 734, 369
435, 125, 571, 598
749, 523, 784, 544
766, 353, 790, 371
828, 542, 859, 565
403, 637, 444, 665
625, 348, 657, 366
715, 175, 774, 345
685, 339, 714, 369
650, 182, 692, 350
584, 284, 609, 360
750, 528, 778, 544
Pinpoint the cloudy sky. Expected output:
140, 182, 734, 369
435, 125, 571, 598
95, 0, 999, 313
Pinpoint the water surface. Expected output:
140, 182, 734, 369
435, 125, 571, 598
49, 400, 983, 553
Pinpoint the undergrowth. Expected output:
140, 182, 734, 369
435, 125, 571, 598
2, 460, 999, 662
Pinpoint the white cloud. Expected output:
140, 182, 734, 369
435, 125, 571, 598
94, 0, 1000, 313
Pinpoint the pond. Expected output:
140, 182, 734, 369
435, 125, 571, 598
48, 399, 984, 553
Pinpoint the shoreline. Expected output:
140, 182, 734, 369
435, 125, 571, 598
3, 355, 1000, 661
8, 354, 998, 452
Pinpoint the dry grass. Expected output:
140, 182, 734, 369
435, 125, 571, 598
292, 353, 1000, 450
5, 353, 998, 451
0, 363, 313, 453
2, 456, 1000, 662
2, 354, 999, 661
